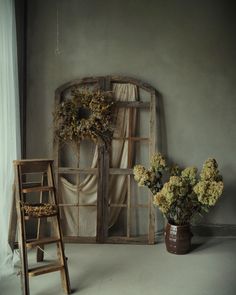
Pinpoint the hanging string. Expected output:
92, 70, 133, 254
36, 245, 58, 261
55, 3, 61, 55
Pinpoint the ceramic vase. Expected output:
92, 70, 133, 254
165, 223, 193, 254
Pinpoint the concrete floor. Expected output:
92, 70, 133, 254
1, 237, 236, 295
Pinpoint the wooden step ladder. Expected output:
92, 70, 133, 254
13, 159, 71, 295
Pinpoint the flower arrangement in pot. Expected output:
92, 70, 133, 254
133, 154, 224, 254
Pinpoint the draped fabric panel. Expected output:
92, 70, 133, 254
0, 0, 21, 277
59, 83, 137, 236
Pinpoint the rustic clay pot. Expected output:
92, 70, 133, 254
165, 223, 193, 254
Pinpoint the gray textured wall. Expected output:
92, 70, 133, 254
26, 0, 236, 225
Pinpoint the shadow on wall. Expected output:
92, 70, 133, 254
156, 91, 168, 233
156, 91, 168, 158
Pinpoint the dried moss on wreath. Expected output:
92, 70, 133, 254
53, 88, 114, 145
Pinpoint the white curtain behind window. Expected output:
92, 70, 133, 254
0, 0, 21, 277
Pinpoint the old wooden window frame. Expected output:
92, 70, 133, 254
54, 75, 158, 244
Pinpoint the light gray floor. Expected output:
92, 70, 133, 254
1, 237, 236, 295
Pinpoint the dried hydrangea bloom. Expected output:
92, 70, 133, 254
153, 192, 170, 213
200, 158, 220, 181
150, 152, 166, 171
194, 180, 224, 206
161, 176, 189, 204
181, 166, 198, 186
160, 183, 175, 204
133, 165, 150, 186
169, 176, 182, 186
134, 155, 224, 225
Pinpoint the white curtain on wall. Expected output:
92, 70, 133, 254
0, 0, 21, 277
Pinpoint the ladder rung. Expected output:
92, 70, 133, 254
13, 159, 53, 174
28, 263, 64, 277
26, 237, 60, 249
22, 186, 54, 193
24, 212, 58, 220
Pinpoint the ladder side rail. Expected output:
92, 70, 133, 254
36, 173, 46, 262
48, 162, 71, 294
15, 164, 30, 295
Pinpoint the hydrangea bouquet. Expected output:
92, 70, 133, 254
134, 155, 224, 226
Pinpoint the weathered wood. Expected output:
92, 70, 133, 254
110, 204, 148, 208
13, 159, 53, 174
110, 75, 157, 93
127, 175, 131, 238
98, 54, 111, 247
28, 263, 63, 277
127, 107, 134, 238
26, 237, 60, 249
36, 174, 46, 262
47, 162, 71, 294
96, 144, 109, 243
54, 76, 159, 245
15, 165, 30, 295
58, 167, 98, 174
112, 136, 149, 141
148, 91, 158, 245
53, 89, 61, 209
13, 159, 54, 164
55, 76, 157, 100
109, 204, 127, 208
58, 203, 148, 208
58, 167, 133, 175
13, 160, 71, 294
58, 203, 96, 207
76, 142, 81, 237
22, 186, 54, 193
24, 212, 58, 220
109, 168, 134, 175
115, 101, 150, 108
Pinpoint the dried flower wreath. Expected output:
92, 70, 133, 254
53, 88, 114, 145
23, 203, 58, 218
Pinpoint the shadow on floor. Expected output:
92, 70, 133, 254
190, 236, 233, 253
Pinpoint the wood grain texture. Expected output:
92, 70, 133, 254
28, 263, 63, 277
26, 237, 60, 249
36, 174, 46, 262
96, 144, 109, 243
148, 91, 158, 244
15, 165, 30, 295
58, 167, 133, 175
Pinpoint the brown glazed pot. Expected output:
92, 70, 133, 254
165, 223, 193, 254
